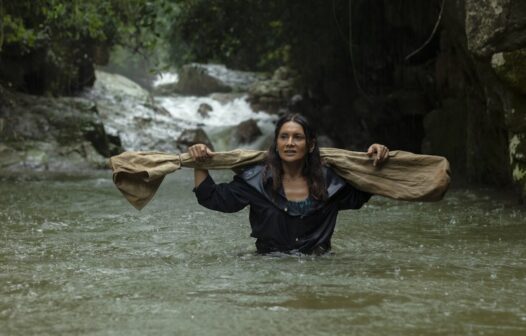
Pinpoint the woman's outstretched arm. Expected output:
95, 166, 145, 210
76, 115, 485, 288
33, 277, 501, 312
188, 144, 214, 188
188, 144, 250, 213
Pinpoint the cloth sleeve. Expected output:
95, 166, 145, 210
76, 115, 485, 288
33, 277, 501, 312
337, 184, 372, 210
193, 174, 250, 213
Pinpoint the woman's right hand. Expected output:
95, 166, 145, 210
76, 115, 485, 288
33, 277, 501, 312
188, 144, 214, 162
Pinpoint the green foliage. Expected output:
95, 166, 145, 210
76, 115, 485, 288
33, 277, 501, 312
165, 0, 353, 84
167, 0, 288, 71
0, 0, 172, 94
0, 0, 169, 53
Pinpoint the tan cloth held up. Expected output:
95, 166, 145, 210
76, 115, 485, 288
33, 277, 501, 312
109, 148, 451, 210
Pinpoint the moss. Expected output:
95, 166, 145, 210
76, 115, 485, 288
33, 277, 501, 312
492, 49, 526, 95
509, 133, 526, 162
24, 147, 48, 168
509, 134, 526, 198
504, 94, 526, 133
513, 164, 526, 182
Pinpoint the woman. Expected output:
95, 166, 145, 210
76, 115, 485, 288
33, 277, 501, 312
189, 113, 389, 255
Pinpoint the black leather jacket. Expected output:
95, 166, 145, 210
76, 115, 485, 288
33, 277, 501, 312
194, 164, 371, 254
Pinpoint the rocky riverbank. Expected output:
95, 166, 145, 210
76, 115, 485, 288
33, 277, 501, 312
0, 65, 284, 172
0, 83, 120, 171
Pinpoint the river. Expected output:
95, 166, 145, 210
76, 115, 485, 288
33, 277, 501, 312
0, 169, 525, 335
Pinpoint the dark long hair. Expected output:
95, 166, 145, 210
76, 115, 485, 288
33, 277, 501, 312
265, 113, 327, 201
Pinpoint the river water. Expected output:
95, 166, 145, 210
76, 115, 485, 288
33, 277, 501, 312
1, 169, 525, 335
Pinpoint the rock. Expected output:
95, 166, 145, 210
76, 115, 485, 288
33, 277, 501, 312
153, 64, 265, 96
0, 84, 122, 171
491, 49, 526, 195
272, 66, 296, 81
209, 92, 246, 105
247, 69, 296, 114
197, 103, 213, 118
173, 64, 232, 96
233, 119, 262, 144
145, 102, 172, 117
0, 144, 23, 169
93, 70, 150, 103
176, 128, 214, 152
461, 0, 526, 193
152, 82, 179, 96
464, 0, 526, 57
491, 49, 526, 95
84, 70, 183, 152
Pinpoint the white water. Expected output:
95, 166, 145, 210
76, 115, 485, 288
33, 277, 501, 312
88, 67, 276, 153
154, 94, 276, 150
152, 72, 179, 87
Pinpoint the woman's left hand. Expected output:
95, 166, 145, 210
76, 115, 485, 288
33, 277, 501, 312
367, 144, 389, 166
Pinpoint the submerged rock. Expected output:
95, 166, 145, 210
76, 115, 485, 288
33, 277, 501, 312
197, 103, 213, 118
233, 119, 262, 144
176, 128, 214, 152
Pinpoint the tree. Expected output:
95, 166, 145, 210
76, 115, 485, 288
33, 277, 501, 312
0, 0, 170, 95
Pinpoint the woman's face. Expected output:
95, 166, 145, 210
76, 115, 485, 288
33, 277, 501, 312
276, 121, 309, 164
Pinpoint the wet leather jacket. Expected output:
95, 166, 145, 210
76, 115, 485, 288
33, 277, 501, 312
194, 164, 371, 254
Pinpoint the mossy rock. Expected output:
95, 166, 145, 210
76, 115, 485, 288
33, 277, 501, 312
0, 144, 23, 168
509, 133, 526, 163
491, 49, 526, 95
512, 160, 526, 190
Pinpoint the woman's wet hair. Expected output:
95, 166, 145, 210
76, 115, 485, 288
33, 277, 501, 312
265, 113, 327, 201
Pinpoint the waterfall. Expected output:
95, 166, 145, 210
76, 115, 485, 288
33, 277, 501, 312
154, 93, 275, 151
86, 66, 277, 153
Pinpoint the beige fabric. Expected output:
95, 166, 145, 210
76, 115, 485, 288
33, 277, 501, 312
109, 148, 451, 210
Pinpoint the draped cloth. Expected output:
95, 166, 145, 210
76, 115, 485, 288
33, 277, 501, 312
109, 148, 451, 210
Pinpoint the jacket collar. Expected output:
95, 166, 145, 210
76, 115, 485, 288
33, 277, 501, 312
237, 164, 347, 214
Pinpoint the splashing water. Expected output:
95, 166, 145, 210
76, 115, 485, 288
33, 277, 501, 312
0, 171, 525, 335
86, 67, 276, 152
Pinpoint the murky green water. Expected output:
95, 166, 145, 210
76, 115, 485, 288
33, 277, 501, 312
0, 170, 525, 335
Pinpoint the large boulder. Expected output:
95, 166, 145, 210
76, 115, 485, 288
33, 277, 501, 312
91, 70, 150, 102
233, 119, 262, 144
171, 64, 232, 96
0, 84, 121, 171
84, 70, 184, 152
403, 0, 524, 191
465, 0, 526, 57
153, 64, 266, 97
247, 67, 296, 114
491, 48, 526, 197
172, 63, 266, 96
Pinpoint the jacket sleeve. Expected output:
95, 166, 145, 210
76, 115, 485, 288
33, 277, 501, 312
337, 184, 372, 210
193, 174, 250, 213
